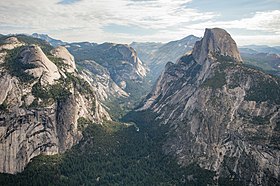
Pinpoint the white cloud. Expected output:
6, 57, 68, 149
235, 35, 280, 46
0, 0, 279, 45
237, 10, 280, 34
181, 10, 280, 46
0, 0, 216, 42
188, 10, 280, 34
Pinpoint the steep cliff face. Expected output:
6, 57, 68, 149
94, 43, 147, 90
78, 60, 128, 102
192, 28, 242, 64
67, 42, 150, 118
139, 28, 280, 185
0, 36, 110, 174
19, 45, 61, 85
67, 42, 147, 90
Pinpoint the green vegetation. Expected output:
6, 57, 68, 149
65, 72, 93, 95
45, 82, 71, 101
28, 98, 39, 108
32, 80, 71, 103
31, 82, 51, 100
251, 116, 270, 125
242, 55, 280, 77
47, 55, 66, 68
228, 72, 242, 89
202, 55, 280, 104
104, 78, 152, 120
244, 77, 280, 104
218, 156, 245, 186
105, 97, 131, 120
243, 63, 280, 78
30, 72, 94, 107
238, 110, 272, 125
0, 101, 8, 111
0, 35, 53, 55
269, 130, 280, 150
77, 117, 91, 131
0, 110, 215, 185
243, 63, 268, 72
202, 71, 226, 89
202, 59, 238, 89
214, 53, 237, 63
180, 54, 194, 63
3, 46, 35, 82
15, 35, 53, 55
125, 79, 151, 102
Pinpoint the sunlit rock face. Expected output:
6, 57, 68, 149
192, 28, 242, 64
0, 36, 111, 174
67, 42, 147, 92
140, 28, 280, 185
20, 45, 61, 85
51, 46, 76, 73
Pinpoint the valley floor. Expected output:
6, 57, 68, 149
0, 114, 216, 186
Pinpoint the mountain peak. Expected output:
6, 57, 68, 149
192, 28, 242, 64
31, 33, 66, 47
181, 34, 200, 41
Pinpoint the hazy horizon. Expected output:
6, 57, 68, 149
1, 0, 279, 46
3, 32, 280, 48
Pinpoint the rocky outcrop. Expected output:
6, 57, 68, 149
78, 60, 128, 101
0, 36, 111, 174
0, 107, 59, 173
116, 44, 147, 78
67, 42, 150, 115
139, 28, 280, 185
20, 45, 61, 85
0, 37, 24, 51
192, 28, 242, 64
93, 43, 147, 89
67, 42, 147, 91
51, 46, 76, 73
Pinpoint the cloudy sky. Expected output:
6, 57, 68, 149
0, 0, 279, 46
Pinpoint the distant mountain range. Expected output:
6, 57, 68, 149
238, 45, 280, 76
31, 33, 67, 47
131, 39, 280, 78
29, 33, 280, 78
239, 45, 280, 54
131, 35, 200, 81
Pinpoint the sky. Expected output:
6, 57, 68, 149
0, 0, 279, 46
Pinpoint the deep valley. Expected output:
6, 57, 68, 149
0, 27, 279, 186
